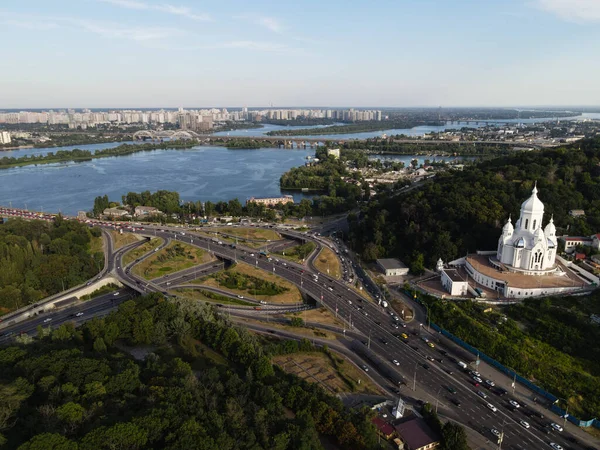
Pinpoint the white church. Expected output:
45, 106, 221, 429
438, 184, 586, 299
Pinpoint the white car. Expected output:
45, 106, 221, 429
392, 359, 400, 366
113, 292, 120, 296
485, 379, 495, 387
486, 403, 497, 412
550, 423, 563, 432
473, 376, 483, 384
76, 312, 84, 317
43, 318, 52, 323
519, 420, 530, 429
361, 365, 369, 372
509, 400, 521, 408
549, 443, 563, 450
491, 428, 501, 438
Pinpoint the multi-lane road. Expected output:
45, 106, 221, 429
1, 220, 598, 450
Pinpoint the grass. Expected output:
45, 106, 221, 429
174, 288, 256, 306
313, 247, 342, 279
199, 262, 302, 304
80, 283, 120, 300
90, 235, 104, 255
273, 351, 381, 395
195, 231, 265, 249
240, 317, 337, 340
132, 241, 213, 280
281, 307, 346, 328
274, 241, 316, 263
110, 230, 140, 250
122, 238, 163, 266
211, 226, 281, 242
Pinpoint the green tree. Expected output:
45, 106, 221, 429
17, 433, 78, 450
441, 422, 469, 450
93, 337, 107, 353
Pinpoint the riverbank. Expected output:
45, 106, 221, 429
265, 120, 443, 136
0, 145, 34, 151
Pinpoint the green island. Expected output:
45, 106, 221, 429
0, 293, 382, 449
225, 139, 265, 149
0, 217, 103, 316
32, 133, 130, 148
265, 119, 443, 136
0, 141, 199, 170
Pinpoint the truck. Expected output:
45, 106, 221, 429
458, 361, 468, 370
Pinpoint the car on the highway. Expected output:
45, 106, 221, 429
401, 333, 409, 339
509, 400, 521, 408
446, 385, 457, 394
392, 359, 400, 366
391, 323, 399, 329
470, 370, 481, 378
427, 342, 435, 348
450, 398, 461, 407
549, 443, 563, 450
519, 420, 530, 429
43, 318, 52, 323
491, 428, 501, 438
426, 356, 435, 362
486, 403, 498, 412
380, 338, 388, 345
472, 376, 483, 384
550, 423, 563, 432
484, 379, 495, 387
422, 363, 430, 370
445, 369, 454, 375
76, 312, 84, 317
493, 387, 508, 396
477, 391, 488, 399
361, 365, 369, 372
113, 292, 120, 296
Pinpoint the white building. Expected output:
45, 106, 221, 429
497, 184, 558, 275
0, 131, 11, 144
440, 268, 469, 296
326, 148, 340, 159
376, 258, 409, 276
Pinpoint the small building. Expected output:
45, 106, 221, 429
440, 268, 469, 296
371, 417, 396, 440
574, 253, 586, 261
77, 211, 88, 220
592, 234, 600, 250
395, 418, 440, 450
569, 209, 586, 217
134, 206, 161, 217
560, 236, 593, 253
377, 258, 409, 276
326, 148, 340, 159
246, 195, 294, 207
103, 207, 129, 218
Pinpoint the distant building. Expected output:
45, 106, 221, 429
134, 206, 161, 217
0, 131, 11, 144
77, 211, 88, 220
103, 207, 129, 218
246, 195, 294, 207
326, 148, 340, 159
377, 258, 409, 276
440, 268, 469, 296
394, 418, 441, 450
569, 209, 586, 217
592, 234, 600, 250
560, 236, 593, 253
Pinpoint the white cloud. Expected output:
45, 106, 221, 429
0, 19, 59, 30
236, 14, 284, 33
75, 19, 178, 41
535, 0, 600, 22
98, 0, 211, 21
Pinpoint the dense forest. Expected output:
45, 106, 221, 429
0, 141, 199, 170
0, 218, 103, 315
349, 137, 600, 269
0, 293, 380, 449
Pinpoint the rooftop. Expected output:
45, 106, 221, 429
466, 254, 582, 289
443, 268, 465, 282
395, 418, 440, 449
371, 417, 395, 437
377, 258, 407, 270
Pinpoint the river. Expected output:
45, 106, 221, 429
0, 144, 318, 215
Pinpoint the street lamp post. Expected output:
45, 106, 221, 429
413, 361, 418, 391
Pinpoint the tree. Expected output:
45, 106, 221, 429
56, 402, 85, 432
93, 337, 107, 353
17, 433, 78, 450
441, 421, 469, 450
410, 251, 425, 275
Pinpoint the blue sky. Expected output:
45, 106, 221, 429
1, 0, 599, 108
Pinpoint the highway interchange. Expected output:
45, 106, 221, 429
1, 218, 598, 450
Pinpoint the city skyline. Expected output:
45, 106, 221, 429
1, 0, 600, 107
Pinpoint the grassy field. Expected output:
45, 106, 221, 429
90, 235, 104, 255
211, 226, 281, 242
132, 241, 213, 280
174, 288, 255, 306
313, 247, 342, 279
240, 317, 337, 340
110, 230, 140, 250
274, 241, 316, 263
195, 231, 265, 249
273, 351, 381, 395
122, 238, 163, 266
200, 262, 302, 304
281, 307, 346, 328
